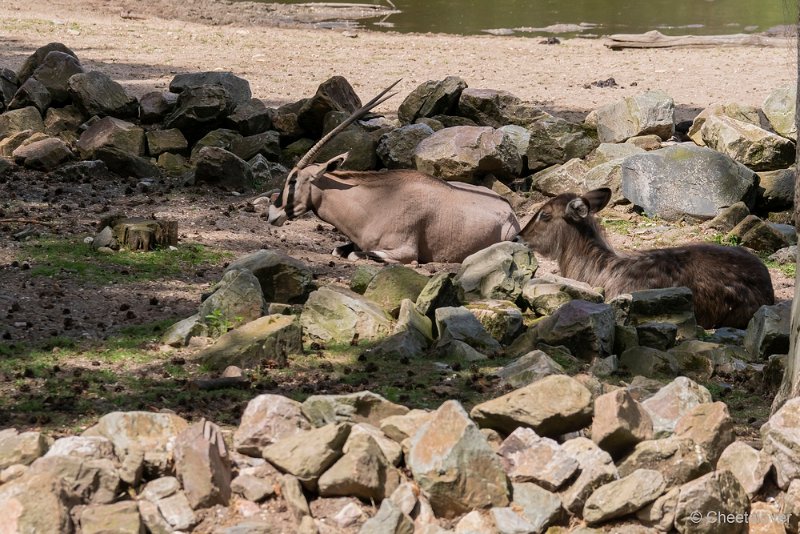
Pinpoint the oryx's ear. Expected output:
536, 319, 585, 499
311, 153, 349, 182
565, 198, 589, 221
583, 188, 612, 213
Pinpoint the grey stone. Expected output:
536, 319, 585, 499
169, 71, 251, 106
414, 125, 522, 183
231, 130, 281, 162
435, 306, 502, 355
80, 501, 142, 534
673, 471, 750, 534
225, 249, 314, 304
146, 128, 188, 157
76, 116, 144, 158
318, 435, 401, 501
727, 214, 790, 254
11, 136, 71, 170
194, 146, 254, 190
641, 376, 712, 437
0, 430, 49, 470
716, 441, 771, 497
300, 286, 393, 346
592, 90, 674, 143
525, 112, 598, 172
297, 76, 361, 137
156, 490, 197, 530
699, 113, 795, 170
399, 76, 466, 124
617, 436, 712, 490
761, 397, 800, 489
674, 401, 735, 465
262, 423, 350, 489
174, 421, 232, 509
591, 389, 653, 459
249, 154, 289, 190
43, 104, 84, 136
363, 265, 429, 317
455, 241, 537, 302
45, 436, 114, 461
29, 455, 120, 504
68, 71, 138, 118
744, 301, 791, 359
511, 482, 563, 533
613, 287, 697, 339
465, 299, 523, 344
377, 123, 435, 168
17, 43, 77, 84
415, 272, 462, 322
0, 106, 44, 138
521, 274, 603, 315
31, 50, 84, 104
495, 350, 565, 388
225, 98, 273, 135
165, 85, 235, 136
0, 472, 72, 533
199, 268, 267, 335
407, 400, 509, 518
234, 394, 311, 455
688, 102, 763, 145
621, 144, 758, 221
583, 469, 666, 525
8, 77, 51, 114
457, 87, 531, 128
667, 340, 719, 382
301, 391, 408, 428
139, 91, 178, 123
636, 322, 678, 351
762, 85, 797, 141
635, 487, 679, 531
619, 346, 678, 378
358, 499, 414, 534
379, 409, 434, 443
0, 67, 19, 108
140, 476, 180, 502
279, 474, 310, 520
497, 427, 579, 490
470, 374, 593, 437
558, 437, 618, 516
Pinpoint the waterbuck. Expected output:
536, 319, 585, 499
516, 188, 775, 329
267, 81, 520, 263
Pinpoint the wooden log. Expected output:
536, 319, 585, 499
605, 30, 788, 50
111, 217, 178, 251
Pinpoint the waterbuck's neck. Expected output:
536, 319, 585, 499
556, 221, 621, 287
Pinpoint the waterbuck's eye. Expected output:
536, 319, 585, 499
538, 211, 552, 222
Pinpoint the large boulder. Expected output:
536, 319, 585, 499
525, 112, 598, 172
30, 50, 84, 104
641, 376, 713, 437
470, 374, 593, 437
399, 76, 466, 124
407, 400, 510, 518
300, 286, 393, 345
414, 125, 522, 183
233, 394, 311, 455
455, 242, 537, 303
174, 421, 232, 509
297, 76, 361, 137
761, 397, 800, 489
11, 136, 71, 171
225, 249, 314, 304
582, 469, 666, 525
165, 85, 236, 139
362, 265, 429, 317
198, 268, 267, 335
0, 106, 45, 138
377, 123, 434, 168
68, 71, 138, 118
744, 301, 791, 359
194, 146, 254, 190
699, 114, 794, 171
17, 42, 78, 84
673, 471, 750, 534
0, 473, 73, 533
687, 102, 762, 146
762, 85, 797, 141
76, 116, 145, 158
591, 90, 674, 143
621, 144, 759, 221
169, 71, 251, 107
301, 391, 409, 428
519, 300, 615, 360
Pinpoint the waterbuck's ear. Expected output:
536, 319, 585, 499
583, 188, 612, 213
565, 198, 589, 221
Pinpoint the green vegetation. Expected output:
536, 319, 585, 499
20, 237, 231, 283
600, 217, 633, 235
763, 258, 797, 278
708, 233, 741, 247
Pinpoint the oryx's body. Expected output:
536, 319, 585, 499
267, 80, 521, 264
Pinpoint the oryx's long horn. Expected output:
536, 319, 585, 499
294, 79, 402, 171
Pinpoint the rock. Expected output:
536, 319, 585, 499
300, 286, 393, 346
0, 67, 17, 108
512, 300, 615, 361
558, 437, 619, 516
591, 389, 653, 458
278, 474, 310, 520
377, 123, 435, 168
230, 130, 281, 161
700, 114, 794, 170
359, 499, 414, 534
262, 423, 350, 489
617, 436, 712, 489
146, 128, 188, 157
0, 430, 48, 470
249, 154, 288, 189
380, 409, 434, 443
234, 394, 312, 455
156, 490, 197, 530
457, 88, 531, 128
635, 487, 679, 531
619, 346, 678, 378
674, 402, 734, 464
497, 427, 579, 490
139, 90, 178, 123
511, 482, 563, 532
416, 272, 462, 322
583, 469, 666, 525
193, 128, 243, 158
781, 479, 800, 533
225, 98, 273, 135
194, 146, 254, 190
297, 76, 362, 137
0, 106, 45, 138
82, 411, 188, 475
587, 142, 646, 165
302, 391, 408, 428
763, 85, 797, 141
225, 249, 314, 304
8, 77, 51, 114
311, 122, 378, 171
525, 112, 598, 172
318, 435, 400, 501
174, 421, 232, 509
138, 500, 173, 534
76, 116, 144, 158
94, 146, 159, 178
30, 50, 84, 104
11, 136, 71, 170
641, 376, 712, 437
622, 144, 759, 220
29, 454, 120, 504
363, 265, 429, 317
80, 501, 142, 534
165, 85, 235, 138
197, 314, 302, 371
394, 298, 434, 341
345, 423, 403, 466
716, 441, 771, 497
399, 76, 466, 124
17, 43, 77, 84
199, 269, 268, 334
667, 340, 718, 382
45, 436, 114, 461
636, 322, 678, 351
465, 300, 523, 344
470, 374, 593, 437
43, 105, 84, 137
521, 274, 603, 316
744, 301, 791, 359
455, 242, 537, 302
612, 287, 698, 340
170, 71, 251, 107
626, 134, 662, 150
68, 71, 138, 117
0, 472, 72, 533
758, 166, 796, 212
435, 306, 502, 355
762, 397, 800, 489
414, 125, 522, 183
703, 201, 751, 232
727, 214, 790, 254
495, 350, 565, 388
673, 470, 750, 534
593, 90, 674, 143
688, 102, 762, 145
408, 400, 509, 518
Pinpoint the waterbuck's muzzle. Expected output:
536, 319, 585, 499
268, 204, 288, 226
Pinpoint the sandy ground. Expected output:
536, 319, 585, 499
0, 0, 797, 123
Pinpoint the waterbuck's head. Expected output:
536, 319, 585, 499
517, 188, 612, 258
267, 80, 401, 226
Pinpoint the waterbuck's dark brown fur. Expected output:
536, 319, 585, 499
517, 188, 775, 329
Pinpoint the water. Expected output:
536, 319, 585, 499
263, 0, 797, 37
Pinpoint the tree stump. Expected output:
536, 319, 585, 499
111, 218, 178, 251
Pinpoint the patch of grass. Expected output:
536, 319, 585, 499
707, 233, 741, 247
601, 218, 633, 235
763, 258, 796, 279
20, 237, 231, 284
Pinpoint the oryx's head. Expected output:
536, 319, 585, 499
267, 79, 401, 227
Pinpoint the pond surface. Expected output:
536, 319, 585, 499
263, 0, 797, 37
